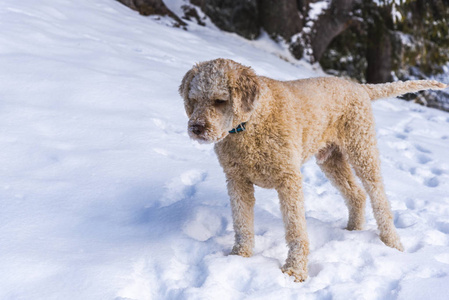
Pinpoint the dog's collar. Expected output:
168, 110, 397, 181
229, 122, 247, 134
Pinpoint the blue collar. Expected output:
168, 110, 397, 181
229, 122, 247, 134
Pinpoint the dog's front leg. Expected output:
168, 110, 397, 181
276, 176, 309, 282
227, 179, 255, 257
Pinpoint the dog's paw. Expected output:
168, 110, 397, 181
346, 223, 364, 231
230, 244, 252, 257
281, 264, 308, 282
380, 234, 404, 252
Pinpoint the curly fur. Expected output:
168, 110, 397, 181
179, 58, 447, 282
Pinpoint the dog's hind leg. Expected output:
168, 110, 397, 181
342, 112, 404, 251
317, 145, 367, 231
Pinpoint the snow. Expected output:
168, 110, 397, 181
373, 0, 404, 6
1, 0, 449, 299
308, 0, 330, 21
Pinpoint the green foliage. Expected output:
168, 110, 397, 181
320, 0, 449, 81
394, 0, 449, 77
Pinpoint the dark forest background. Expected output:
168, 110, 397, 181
117, 0, 449, 111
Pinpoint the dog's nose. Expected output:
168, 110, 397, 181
191, 124, 205, 135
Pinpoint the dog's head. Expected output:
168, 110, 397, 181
179, 58, 259, 144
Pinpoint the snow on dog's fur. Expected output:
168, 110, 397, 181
179, 58, 447, 282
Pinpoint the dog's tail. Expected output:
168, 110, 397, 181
362, 80, 447, 101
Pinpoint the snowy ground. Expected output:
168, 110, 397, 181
1, 1, 449, 299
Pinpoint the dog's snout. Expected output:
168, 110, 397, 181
191, 124, 205, 135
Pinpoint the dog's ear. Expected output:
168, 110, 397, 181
233, 66, 260, 113
179, 66, 197, 100
179, 65, 198, 117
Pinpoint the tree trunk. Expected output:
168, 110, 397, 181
366, 30, 392, 83
116, 0, 186, 26
258, 0, 303, 41
202, 0, 260, 40
296, 0, 311, 15
365, 4, 393, 83
311, 0, 358, 62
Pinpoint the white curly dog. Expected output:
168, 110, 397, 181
179, 58, 447, 281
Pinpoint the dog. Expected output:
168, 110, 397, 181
179, 58, 447, 282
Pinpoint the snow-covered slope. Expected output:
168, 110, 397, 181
1, 1, 449, 299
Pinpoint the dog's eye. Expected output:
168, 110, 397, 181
214, 99, 226, 105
